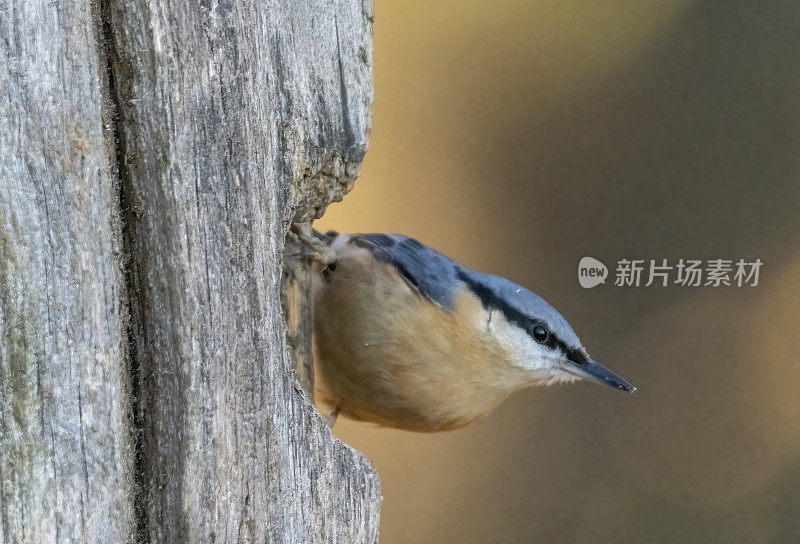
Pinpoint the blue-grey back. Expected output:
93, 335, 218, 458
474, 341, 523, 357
350, 233, 461, 307
348, 233, 580, 349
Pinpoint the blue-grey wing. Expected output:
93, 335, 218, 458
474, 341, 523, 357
349, 233, 462, 308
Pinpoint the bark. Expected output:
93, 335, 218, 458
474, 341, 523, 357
0, 0, 380, 542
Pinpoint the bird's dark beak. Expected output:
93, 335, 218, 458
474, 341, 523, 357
566, 357, 636, 393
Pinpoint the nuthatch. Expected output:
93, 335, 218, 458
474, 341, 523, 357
296, 227, 636, 432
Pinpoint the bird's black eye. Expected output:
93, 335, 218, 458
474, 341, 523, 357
532, 324, 549, 343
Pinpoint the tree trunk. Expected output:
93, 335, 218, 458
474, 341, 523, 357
0, 0, 380, 542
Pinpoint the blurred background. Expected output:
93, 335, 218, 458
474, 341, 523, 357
316, 1, 800, 542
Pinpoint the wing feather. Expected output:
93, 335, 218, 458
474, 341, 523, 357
349, 233, 461, 308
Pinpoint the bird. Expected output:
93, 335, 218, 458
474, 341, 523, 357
291, 224, 635, 432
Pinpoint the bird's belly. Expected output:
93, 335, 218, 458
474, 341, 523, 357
312, 252, 517, 431
314, 338, 494, 432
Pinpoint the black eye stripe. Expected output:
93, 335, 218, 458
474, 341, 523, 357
527, 321, 585, 362
566, 348, 589, 366
457, 269, 580, 355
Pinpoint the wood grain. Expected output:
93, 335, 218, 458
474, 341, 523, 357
1, 0, 380, 541
0, 0, 135, 541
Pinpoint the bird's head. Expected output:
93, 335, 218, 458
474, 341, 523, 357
458, 269, 636, 392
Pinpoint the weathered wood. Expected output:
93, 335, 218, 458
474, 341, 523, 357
106, 0, 380, 542
2, 0, 379, 541
0, 0, 135, 542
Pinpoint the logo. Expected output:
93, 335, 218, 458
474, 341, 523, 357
578, 257, 608, 288
577, 257, 762, 288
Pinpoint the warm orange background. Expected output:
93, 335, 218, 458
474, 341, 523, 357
317, 2, 800, 542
